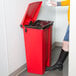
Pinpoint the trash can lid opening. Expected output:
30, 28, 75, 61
24, 20, 53, 29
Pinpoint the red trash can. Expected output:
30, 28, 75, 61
20, 1, 53, 75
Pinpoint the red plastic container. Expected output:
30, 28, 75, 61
20, 1, 53, 75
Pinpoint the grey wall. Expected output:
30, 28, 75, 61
56, 6, 68, 42
69, 1, 76, 76
56, 0, 69, 43
0, 0, 8, 76
4, 0, 27, 74
37, 3, 56, 44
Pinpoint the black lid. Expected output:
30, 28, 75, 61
24, 20, 53, 29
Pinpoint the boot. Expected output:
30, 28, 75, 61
46, 49, 68, 71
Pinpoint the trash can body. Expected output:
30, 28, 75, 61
23, 20, 53, 74
20, 1, 53, 75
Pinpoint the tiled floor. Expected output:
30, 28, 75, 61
19, 47, 68, 76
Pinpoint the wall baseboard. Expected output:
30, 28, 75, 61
52, 42, 56, 50
9, 42, 62, 76
9, 64, 27, 76
55, 42, 62, 47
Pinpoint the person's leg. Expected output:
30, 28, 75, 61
46, 26, 69, 71
62, 41, 69, 52
63, 25, 69, 51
